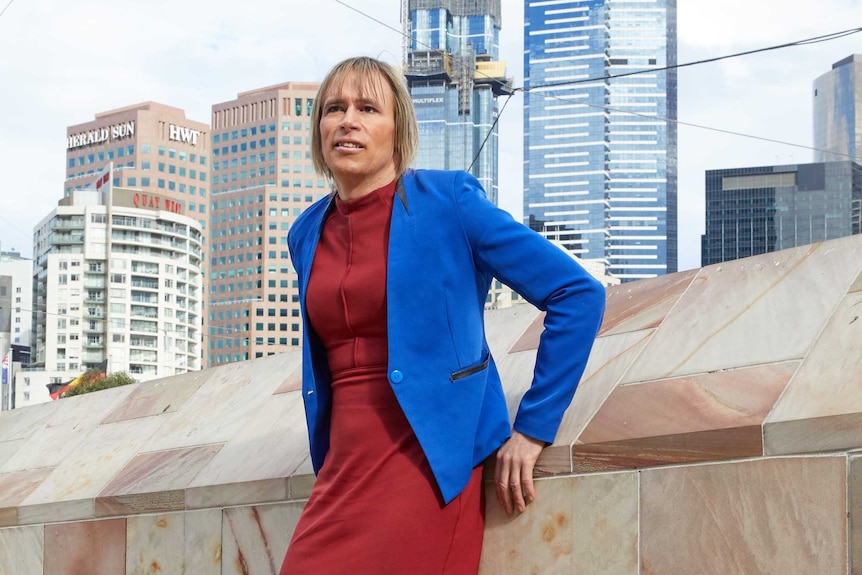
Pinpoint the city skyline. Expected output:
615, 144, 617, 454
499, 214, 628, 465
1, 0, 862, 273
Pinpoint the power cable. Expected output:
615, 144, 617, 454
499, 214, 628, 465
0, 0, 15, 19
467, 93, 513, 172
521, 26, 862, 93
334, 0, 862, 164
525, 87, 862, 165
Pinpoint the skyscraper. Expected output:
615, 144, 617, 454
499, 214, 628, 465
523, 0, 677, 281
701, 162, 862, 266
404, 0, 512, 204
814, 54, 862, 163
208, 82, 326, 366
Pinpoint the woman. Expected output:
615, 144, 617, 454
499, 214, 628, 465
280, 56, 605, 574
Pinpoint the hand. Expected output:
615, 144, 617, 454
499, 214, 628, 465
494, 430, 546, 515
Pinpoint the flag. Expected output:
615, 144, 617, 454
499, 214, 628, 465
49, 373, 82, 400
1, 351, 9, 385
95, 165, 111, 191
90, 163, 112, 192
48, 361, 108, 400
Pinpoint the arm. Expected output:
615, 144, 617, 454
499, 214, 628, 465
452, 171, 606, 513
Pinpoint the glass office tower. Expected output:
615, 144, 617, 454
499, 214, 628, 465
701, 162, 862, 266
523, 0, 677, 281
814, 55, 862, 163
404, 0, 511, 205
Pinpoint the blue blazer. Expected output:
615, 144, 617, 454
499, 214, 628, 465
288, 169, 605, 503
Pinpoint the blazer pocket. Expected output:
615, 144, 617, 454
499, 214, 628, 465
449, 353, 490, 382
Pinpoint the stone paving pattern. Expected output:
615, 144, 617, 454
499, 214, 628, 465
1, 234, 861, 574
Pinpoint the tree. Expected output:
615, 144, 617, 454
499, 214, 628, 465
62, 370, 135, 398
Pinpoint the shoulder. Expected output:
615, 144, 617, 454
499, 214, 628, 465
402, 169, 486, 201
288, 193, 333, 246
403, 169, 471, 186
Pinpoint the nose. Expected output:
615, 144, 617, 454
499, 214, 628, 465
340, 106, 359, 129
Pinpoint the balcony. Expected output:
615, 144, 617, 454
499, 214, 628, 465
52, 233, 84, 245
131, 279, 159, 290
131, 264, 159, 275
131, 293, 158, 304
129, 337, 158, 349
129, 351, 157, 363
130, 306, 158, 319
129, 321, 158, 333
50, 218, 84, 230
83, 323, 105, 334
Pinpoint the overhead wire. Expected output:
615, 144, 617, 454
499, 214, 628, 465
526, 91, 862, 165
333, 0, 862, 164
522, 26, 862, 92
0, 0, 15, 19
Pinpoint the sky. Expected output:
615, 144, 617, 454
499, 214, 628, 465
0, 0, 861, 272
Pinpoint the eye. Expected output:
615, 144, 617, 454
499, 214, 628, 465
361, 105, 378, 114
325, 105, 343, 113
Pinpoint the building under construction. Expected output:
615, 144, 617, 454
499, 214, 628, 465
402, 0, 511, 205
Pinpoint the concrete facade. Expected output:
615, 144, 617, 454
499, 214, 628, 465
2, 233, 862, 573
30, 188, 204, 393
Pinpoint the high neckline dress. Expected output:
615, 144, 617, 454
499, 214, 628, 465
280, 180, 485, 575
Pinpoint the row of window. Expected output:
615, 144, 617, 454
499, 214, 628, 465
213, 123, 277, 142
210, 282, 299, 296
209, 322, 300, 334
209, 337, 299, 349
68, 146, 135, 167
208, 306, 300, 323
68, 145, 207, 167
150, 162, 205, 179
213, 138, 277, 156
208, 348, 293, 364
215, 180, 325, 193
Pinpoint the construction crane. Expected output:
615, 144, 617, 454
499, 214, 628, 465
400, 0, 410, 67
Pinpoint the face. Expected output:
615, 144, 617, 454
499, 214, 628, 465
319, 71, 398, 199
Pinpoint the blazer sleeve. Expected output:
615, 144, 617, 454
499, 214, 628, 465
451, 171, 606, 444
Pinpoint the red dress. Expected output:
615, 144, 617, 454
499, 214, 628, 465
280, 181, 485, 575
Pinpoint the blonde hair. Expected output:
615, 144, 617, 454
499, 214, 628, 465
311, 56, 418, 179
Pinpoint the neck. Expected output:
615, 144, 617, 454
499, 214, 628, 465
333, 170, 398, 201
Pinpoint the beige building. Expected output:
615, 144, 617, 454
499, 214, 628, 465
65, 102, 210, 233
208, 82, 325, 366
65, 101, 211, 366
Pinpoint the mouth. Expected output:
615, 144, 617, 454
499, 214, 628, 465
335, 141, 363, 150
